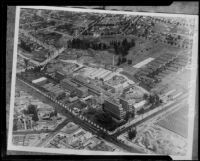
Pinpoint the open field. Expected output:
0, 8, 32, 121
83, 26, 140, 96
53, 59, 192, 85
156, 105, 188, 138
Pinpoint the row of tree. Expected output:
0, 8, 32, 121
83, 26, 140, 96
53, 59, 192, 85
23, 104, 39, 122
67, 38, 109, 50
143, 93, 162, 106
111, 38, 135, 57
112, 38, 135, 65
67, 38, 136, 66
68, 38, 135, 55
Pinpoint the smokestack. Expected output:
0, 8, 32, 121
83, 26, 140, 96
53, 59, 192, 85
113, 55, 115, 66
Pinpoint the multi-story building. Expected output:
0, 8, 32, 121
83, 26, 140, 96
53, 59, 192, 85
119, 97, 135, 114
103, 98, 126, 120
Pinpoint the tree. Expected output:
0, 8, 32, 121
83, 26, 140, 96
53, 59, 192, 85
27, 104, 37, 114
128, 128, 137, 140
122, 38, 128, 47
47, 52, 51, 58
113, 44, 120, 56
117, 57, 122, 66
137, 108, 144, 115
32, 113, 39, 122
125, 111, 134, 121
20, 40, 31, 52
13, 119, 18, 131
148, 93, 161, 106
127, 59, 132, 65
22, 109, 28, 115
99, 78, 104, 82
124, 112, 130, 121
121, 57, 127, 63
131, 112, 135, 119
143, 93, 149, 100
27, 104, 39, 122
24, 59, 29, 69
54, 109, 58, 117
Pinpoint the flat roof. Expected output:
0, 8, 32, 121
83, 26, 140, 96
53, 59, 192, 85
62, 79, 78, 87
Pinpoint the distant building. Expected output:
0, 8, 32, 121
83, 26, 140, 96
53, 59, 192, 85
60, 79, 78, 92
55, 70, 66, 80
69, 96, 79, 102
103, 98, 126, 120
48, 90, 66, 100
73, 76, 101, 96
60, 78, 88, 98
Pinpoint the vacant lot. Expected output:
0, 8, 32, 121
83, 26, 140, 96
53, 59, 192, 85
156, 105, 188, 138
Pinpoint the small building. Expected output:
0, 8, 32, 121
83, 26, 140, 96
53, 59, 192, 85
69, 96, 79, 103
32, 77, 47, 86
134, 100, 147, 111
55, 70, 66, 80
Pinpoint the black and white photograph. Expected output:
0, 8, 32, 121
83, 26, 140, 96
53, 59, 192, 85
7, 6, 198, 160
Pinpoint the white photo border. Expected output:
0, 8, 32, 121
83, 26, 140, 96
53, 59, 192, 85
7, 6, 199, 160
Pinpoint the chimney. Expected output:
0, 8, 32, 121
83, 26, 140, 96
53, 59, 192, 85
113, 55, 115, 66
